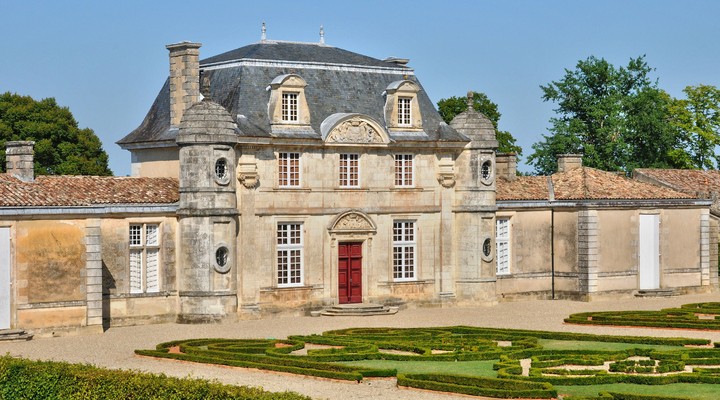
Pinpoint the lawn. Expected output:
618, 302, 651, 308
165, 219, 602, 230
340, 359, 497, 377
537, 339, 682, 352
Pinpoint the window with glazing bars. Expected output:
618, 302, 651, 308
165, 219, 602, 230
394, 154, 413, 187
129, 223, 160, 294
281, 92, 299, 122
277, 223, 303, 286
393, 221, 416, 281
339, 153, 359, 187
278, 152, 300, 187
398, 96, 412, 126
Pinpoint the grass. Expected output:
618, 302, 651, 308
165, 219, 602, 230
339, 359, 497, 377
538, 339, 682, 352
557, 383, 720, 400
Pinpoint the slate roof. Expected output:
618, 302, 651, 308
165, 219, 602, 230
497, 167, 693, 202
0, 175, 179, 207
633, 169, 720, 198
118, 41, 466, 147
201, 41, 402, 68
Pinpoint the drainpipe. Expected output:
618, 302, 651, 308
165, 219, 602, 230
551, 207, 555, 300
547, 176, 556, 300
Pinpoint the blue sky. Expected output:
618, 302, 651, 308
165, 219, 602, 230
2, 0, 719, 176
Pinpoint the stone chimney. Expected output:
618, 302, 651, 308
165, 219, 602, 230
495, 153, 517, 181
166, 41, 202, 127
557, 154, 583, 173
5, 141, 35, 182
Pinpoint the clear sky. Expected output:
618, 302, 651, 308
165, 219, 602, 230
2, 0, 719, 176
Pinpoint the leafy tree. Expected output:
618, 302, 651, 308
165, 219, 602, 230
437, 92, 523, 156
668, 84, 720, 169
0, 92, 111, 176
527, 56, 683, 174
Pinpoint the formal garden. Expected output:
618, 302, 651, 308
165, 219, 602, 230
133, 326, 720, 400
565, 302, 720, 330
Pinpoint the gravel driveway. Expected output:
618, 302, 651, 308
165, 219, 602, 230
2, 293, 719, 400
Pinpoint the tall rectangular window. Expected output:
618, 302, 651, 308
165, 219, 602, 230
496, 218, 510, 275
398, 97, 412, 126
339, 153, 359, 187
129, 223, 160, 294
278, 152, 300, 187
281, 92, 299, 122
393, 221, 416, 281
394, 154, 414, 187
277, 223, 303, 287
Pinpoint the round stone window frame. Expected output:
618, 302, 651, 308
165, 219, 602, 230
481, 236, 493, 262
213, 244, 231, 274
214, 157, 231, 186
480, 158, 494, 186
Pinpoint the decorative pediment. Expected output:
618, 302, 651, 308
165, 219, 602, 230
327, 119, 383, 143
320, 113, 390, 145
328, 210, 377, 233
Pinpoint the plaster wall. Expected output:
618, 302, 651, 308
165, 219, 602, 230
130, 147, 179, 178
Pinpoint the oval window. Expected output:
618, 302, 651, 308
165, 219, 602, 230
214, 246, 230, 273
482, 238, 492, 257
214, 158, 231, 185
481, 160, 492, 181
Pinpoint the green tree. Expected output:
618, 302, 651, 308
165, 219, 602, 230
437, 92, 523, 156
668, 84, 720, 169
527, 56, 683, 175
0, 92, 111, 176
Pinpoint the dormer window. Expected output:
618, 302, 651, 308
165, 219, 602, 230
282, 92, 299, 122
384, 80, 422, 131
398, 97, 412, 126
268, 74, 311, 130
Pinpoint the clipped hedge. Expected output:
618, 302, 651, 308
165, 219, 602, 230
565, 302, 720, 330
397, 373, 557, 399
0, 355, 310, 400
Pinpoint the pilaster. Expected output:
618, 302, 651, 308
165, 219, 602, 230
85, 219, 103, 327
578, 210, 599, 294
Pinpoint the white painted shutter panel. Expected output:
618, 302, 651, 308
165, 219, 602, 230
129, 250, 143, 293
145, 249, 159, 292
145, 225, 158, 246
496, 219, 510, 275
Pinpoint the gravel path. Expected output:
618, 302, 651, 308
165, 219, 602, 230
1, 293, 719, 400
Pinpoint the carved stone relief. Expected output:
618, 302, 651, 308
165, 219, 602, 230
329, 211, 376, 233
327, 119, 384, 144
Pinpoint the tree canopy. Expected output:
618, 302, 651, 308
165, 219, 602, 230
437, 91, 523, 156
527, 56, 720, 174
0, 92, 112, 176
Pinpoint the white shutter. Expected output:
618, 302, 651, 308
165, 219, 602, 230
496, 219, 510, 275
129, 250, 143, 293
145, 249, 159, 292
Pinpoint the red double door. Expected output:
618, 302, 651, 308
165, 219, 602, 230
338, 242, 362, 304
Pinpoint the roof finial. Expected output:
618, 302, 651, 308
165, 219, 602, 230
261, 22, 267, 41
466, 91, 474, 110
319, 25, 325, 44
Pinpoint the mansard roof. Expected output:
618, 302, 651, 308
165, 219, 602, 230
498, 167, 695, 204
118, 41, 467, 147
0, 174, 178, 207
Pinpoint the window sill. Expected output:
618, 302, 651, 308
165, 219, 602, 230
390, 187, 422, 192
273, 187, 311, 192
260, 285, 319, 292
335, 187, 369, 191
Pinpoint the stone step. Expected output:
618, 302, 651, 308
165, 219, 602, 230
0, 329, 33, 341
634, 288, 678, 298
319, 303, 398, 317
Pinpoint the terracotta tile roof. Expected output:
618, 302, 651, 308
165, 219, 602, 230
497, 176, 549, 201
0, 175, 179, 207
497, 167, 693, 202
552, 167, 693, 200
633, 169, 720, 198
